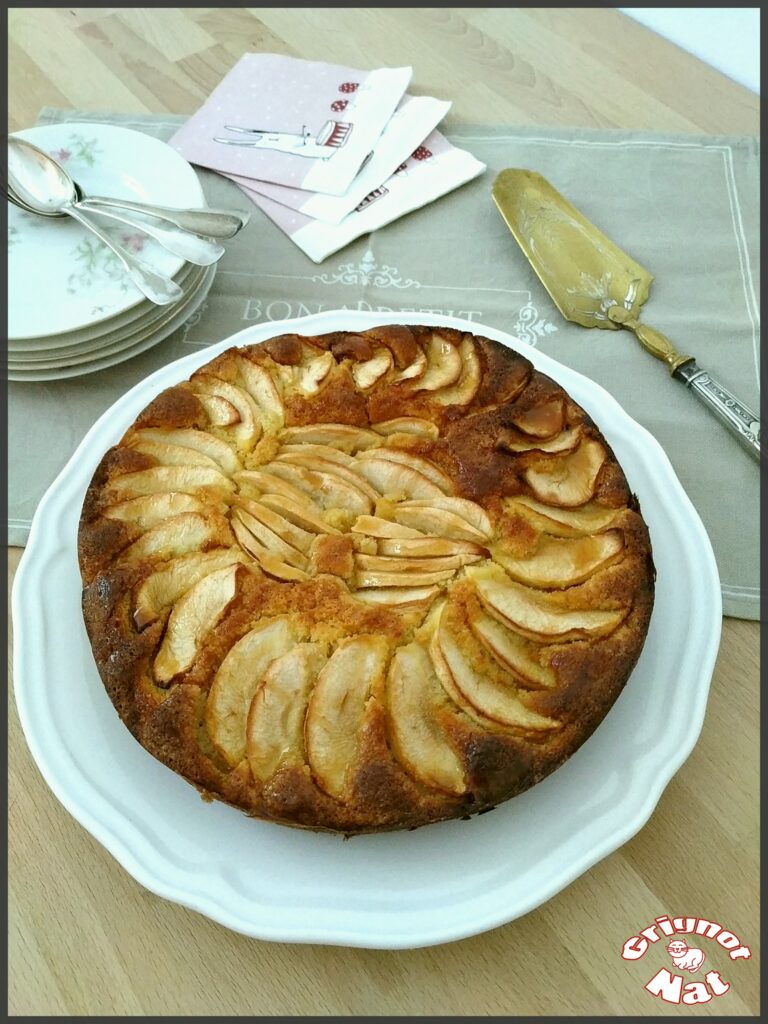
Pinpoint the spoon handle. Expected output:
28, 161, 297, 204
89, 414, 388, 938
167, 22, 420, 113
74, 201, 225, 266
64, 205, 183, 306
79, 196, 248, 239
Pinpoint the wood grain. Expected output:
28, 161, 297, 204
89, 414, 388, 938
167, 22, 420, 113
8, 7, 759, 1016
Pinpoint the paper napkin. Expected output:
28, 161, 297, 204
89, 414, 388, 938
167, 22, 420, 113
169, 53, 411, 196
227, 95, 451, 225
236, 130, 486, 262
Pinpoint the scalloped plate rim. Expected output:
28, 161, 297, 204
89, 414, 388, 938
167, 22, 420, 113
12, 310, 721, 948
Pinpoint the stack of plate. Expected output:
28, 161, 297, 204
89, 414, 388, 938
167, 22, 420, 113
8, 123, 217, 382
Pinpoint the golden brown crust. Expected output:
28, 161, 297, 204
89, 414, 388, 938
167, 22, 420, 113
135, 386, 207, 430
78, 326, 655, 834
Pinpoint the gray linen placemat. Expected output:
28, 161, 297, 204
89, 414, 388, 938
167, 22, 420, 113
9, 108, 759, 619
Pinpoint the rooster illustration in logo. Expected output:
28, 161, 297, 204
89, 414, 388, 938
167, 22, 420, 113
667, 939, 706, 973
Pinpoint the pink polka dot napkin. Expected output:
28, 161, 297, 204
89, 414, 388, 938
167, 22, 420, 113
169, 53, 411, 196
234, 129, 486, 262
226, 95, 452, 225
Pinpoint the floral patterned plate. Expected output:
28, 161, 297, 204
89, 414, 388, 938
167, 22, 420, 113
8, 123, 205, 341
8, 261, 201, 358
8, 264, 216, 382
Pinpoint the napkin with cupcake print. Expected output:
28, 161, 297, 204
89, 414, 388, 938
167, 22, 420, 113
170, 53, 486, 261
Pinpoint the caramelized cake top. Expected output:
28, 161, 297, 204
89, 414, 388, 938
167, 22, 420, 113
78, 325, 654, 834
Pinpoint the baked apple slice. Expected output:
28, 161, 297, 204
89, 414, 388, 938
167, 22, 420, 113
259, 493, 341, 535
232, 495, 315, 553
280, 423, 379, 452
351, 347, 393, 390
467, 605, 556, 689
354, 457, 446, 500
504, 496, 621, 537
154, 563, 240, 684
247, 643, 328, 782
305, 636, 390, 799
127, 439, 222, 470
392, 505, 489, 544
356, 567, 455, 588
413, 333, 463, 392
231, 518, 310, 581
119, 511, 232, 564
232, 508, 308, 568
259, 555, 310, 582
435, 611, 558, 730
391, 346, 427, 383
206, 615, 297, 765
494, 530, 624, 588
197, 393, 241, 427
357, 447, 453, 494
431, 336, 481, 405
130, 428, 241, 475
134, 548, 247, 629
387, 642, 466, 795
524, 439, 606, 507
278, 442, 355, 468
354, 586, 440, 607
191, 374, 263, 450
428, 626, 463, 703
294, 351, 335, 395
105, 492, 205, 530
497, 424, 582, 455
235, 469, 318, 509
372, 417, 439, 440
510, 398, 565, 438
377, 536, 487, 558
274, 453, 380, 502
236, 356, 285, 431
107, 465, 235, 503
467, 569, 628, 642
399, 496, 492, 537
266, 462, 374, 515
350, 515, 426, 539
355, 553, 481, 573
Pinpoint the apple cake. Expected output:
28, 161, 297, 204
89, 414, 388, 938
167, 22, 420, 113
78, 324, 654, 834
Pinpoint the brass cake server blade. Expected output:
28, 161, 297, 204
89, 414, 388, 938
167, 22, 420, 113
492, 169, 760, 461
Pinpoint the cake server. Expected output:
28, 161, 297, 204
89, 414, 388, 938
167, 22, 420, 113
492, 168, 760, 461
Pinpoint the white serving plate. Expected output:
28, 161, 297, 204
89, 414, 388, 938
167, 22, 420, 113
12, 311, 721, 949
9, 122, 205, 340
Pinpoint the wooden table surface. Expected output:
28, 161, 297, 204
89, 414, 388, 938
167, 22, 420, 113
8, 8, 760, 1017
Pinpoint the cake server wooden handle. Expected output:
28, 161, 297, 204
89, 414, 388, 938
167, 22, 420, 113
674, 361, 761, 460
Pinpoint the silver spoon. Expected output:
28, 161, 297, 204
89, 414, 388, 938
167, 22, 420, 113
76, 195, 249, 239
74, 193, 225, 267
8, 137, 183, 306
8, 175, 224, 266
9, 137, 248, 238
7, 183, 41, 213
